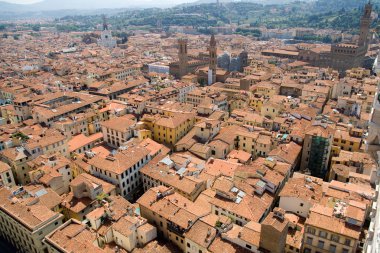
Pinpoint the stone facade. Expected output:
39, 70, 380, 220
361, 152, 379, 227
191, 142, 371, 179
298, 2, 372, 74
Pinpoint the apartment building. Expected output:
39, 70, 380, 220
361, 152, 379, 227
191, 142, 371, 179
52, 114, 89, 138
236, 130, 273, 158
173, 82, 196, 103
28, 154, 72, 195
300, 123, 334, 179
1, 146, 35, 185
0, 160, 15, 187
186, 88, 228, 111
302, 205, 362, 253
61, 173, 116, 221
32, 92, 105, 127
141, 112, 196, 146
137, 186, 209, 251
87, 146, 151, 200
332, 129, 362, 154
140, 155, 206, 201
260, 208, 289, 253
208, 176, 272, 226
0, 187, 64, 253
279, 174, 324, 218
100, 115, 136, 148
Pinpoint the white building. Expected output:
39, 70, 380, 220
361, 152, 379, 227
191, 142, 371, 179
278, 174, 323, 218
148, 62, 170, 74
87, 146, 151, 200
98, 30, 117, 48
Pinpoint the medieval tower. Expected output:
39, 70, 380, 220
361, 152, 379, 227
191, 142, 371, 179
178, 38, 189, 78
358, 2, 372, 48
208, 35, 217, 85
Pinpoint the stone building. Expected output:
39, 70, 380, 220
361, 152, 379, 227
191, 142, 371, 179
208, 34, 217, 85
218, 50, 249, 72
298, 2, 372, 74
169, 38, 208, 79
97, 16, 117, 48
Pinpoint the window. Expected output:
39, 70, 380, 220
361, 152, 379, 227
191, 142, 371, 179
342, 249, 349, 253
344, 239, 351, 246
330, 234, 339, 243
306, 237, 313, 245
304, 248, 311, 253
246, 244, 252, 249
317, 240, 324, 249
300, 203, 304, 207
187, 243, 190, 248
307, 227, 316, 235
329, 244, 336, 253
319, 230, 327, 238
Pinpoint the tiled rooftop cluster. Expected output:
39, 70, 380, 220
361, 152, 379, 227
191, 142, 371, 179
0, 5, 379, 252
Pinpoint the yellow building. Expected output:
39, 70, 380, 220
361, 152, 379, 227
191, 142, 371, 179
333, 129, 362, 154
141, 112, 196, 146
236, 130, 273, 158
1, 147, 34, 184
250, 94, 264, 112
261, 101, 285, 120
229, 109, 264, 128
302, 206, 361, 253
251, 82, 279, 98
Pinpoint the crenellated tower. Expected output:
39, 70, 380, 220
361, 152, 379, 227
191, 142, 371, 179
358, 1, 372, 48
178, 38, 189, 78
208, 34, 217, 85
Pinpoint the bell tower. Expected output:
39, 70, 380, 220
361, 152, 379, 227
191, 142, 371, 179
208, 34, 217, 85
178, 38, 188, 78
102, 15, 108, 31
358, 1, 372, 48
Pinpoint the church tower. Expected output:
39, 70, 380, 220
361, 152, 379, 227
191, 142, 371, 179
208, 34, 217, 85
97, 15, 116, 48
358, 1, 372, 48
178, 38, 188, 78
102, 15, 108, 31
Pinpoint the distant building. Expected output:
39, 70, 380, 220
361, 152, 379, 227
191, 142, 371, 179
148, 62, 170, 74
169, 38, 209, 79
97, 16, 117, 48
218, 50, 248, 72
208, 35, 217, 85
298, 2, 372, 74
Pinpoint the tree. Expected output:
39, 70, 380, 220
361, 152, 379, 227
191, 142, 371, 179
32, 25, 41, 32
0, 24, 6, 31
